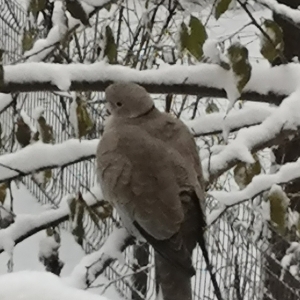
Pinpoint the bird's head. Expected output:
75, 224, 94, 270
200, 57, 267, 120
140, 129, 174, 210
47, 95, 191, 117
105, 82, 155, 118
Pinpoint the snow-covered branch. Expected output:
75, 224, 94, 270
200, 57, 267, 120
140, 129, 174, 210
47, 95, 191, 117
0, 186, 103, 254
185, 105, 275, 136
0, 106, 274, 183
0, 270, 109, 300
257, 0, 300, 24
207, 157, 300, 225
68, 227, 134, 289
24, 0, 115, 62
0, 139, 98, 183
204, 90, 300, 181
3, 61, 300, 103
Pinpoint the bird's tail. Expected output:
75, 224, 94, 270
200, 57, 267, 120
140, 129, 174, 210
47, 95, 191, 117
197, 236, 224, 300
155, 251, 193, 300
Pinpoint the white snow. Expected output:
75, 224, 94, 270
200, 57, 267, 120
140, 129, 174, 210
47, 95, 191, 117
21, 0, 112, 63
280, 242, 300, 279
203, 39, 221, 64
0, 271, 109, 300
0, 183, 122, 299
0, 94, 12, 112
207, 156, 300, 225
32, 106, 45, 120
25, 0, 68, 62
203, 89, 300, 181
20, 109, 37, 133
0, 185, 102, 253
80, 0, 110, 6
0, 2, 279, 299
68, 227, 129, 289
0, 103, 275, 184
39, 234, 60, 259
3, 61, 300, 98
257, 0, 300, 24
185, 104, 275, 136
0, 139, 98, 183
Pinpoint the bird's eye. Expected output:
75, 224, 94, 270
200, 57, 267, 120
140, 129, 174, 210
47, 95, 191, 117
116, 102, 123, 107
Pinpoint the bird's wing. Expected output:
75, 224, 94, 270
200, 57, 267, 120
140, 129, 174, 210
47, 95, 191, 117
156, 114, 207, 217
97, 125, 187, 239
97, 125, 196, 275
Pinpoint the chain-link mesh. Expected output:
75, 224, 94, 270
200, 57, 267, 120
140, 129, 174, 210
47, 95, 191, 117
1, 1, 300, 300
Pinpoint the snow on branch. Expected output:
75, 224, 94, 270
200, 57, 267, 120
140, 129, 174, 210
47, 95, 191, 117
185, 105, 275, 136
24, 0, 114, 62
0, 106, 274, 183
204, 89, 300, 181
3, 61, 300, 103
0, 186, 103, 254
68, 227, 134, 289
207, 157, 300, 225
0, 270, 108, 300
257, 0, 300, 24
0, 139, 98, 183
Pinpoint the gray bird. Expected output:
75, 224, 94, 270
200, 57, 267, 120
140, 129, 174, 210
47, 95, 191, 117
96, 82, 222, 300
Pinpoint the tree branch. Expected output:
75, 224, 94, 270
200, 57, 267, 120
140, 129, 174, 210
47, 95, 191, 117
207, 157, 300, 225
0, 106, 274, 184
2, 62, 297, 104
0, 186, 103, 254
186, 105, 275, 137
0, 139, 97, 183
69, 227, 135, 289
256, 0, 300, 26
204, 90, 300, 182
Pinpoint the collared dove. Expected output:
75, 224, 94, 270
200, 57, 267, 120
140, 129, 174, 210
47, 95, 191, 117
96, 82, 222, 300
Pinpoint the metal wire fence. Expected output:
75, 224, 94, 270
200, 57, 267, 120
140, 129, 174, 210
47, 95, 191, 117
1, 1, 300, 299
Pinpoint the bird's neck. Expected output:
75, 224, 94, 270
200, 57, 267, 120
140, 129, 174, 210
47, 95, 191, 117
132, 104, 156, 118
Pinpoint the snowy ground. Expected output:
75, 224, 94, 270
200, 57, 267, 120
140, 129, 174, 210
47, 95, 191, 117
0, 183, 122, 300
0, 270, 108, 300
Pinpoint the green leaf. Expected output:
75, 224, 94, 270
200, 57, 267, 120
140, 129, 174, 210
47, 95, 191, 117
179, 22, 189, 52
68, 196, 77, 220
0, 183, 8, 204
205, 101, 219, 114
104, 26, 117, 64
68, 193, 85, 246
92, 202, 113, 220
104, 3, 112, 11
188, 16, 207, 60
268, 185, 289, 235
179, 16, 207, 60
43, 169, 52, 187
15, 116, 32, 148
37, 116, 54, 144
233, 153, 261, 189
72, 205, 85, 246
22, 28, 37, 53
75, 97, 94, 139
66, 0, 90, 26
215, 0, 232, 20
29, 0, 46, 19
260, 19, 284, 63
227, 42, 252, 93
